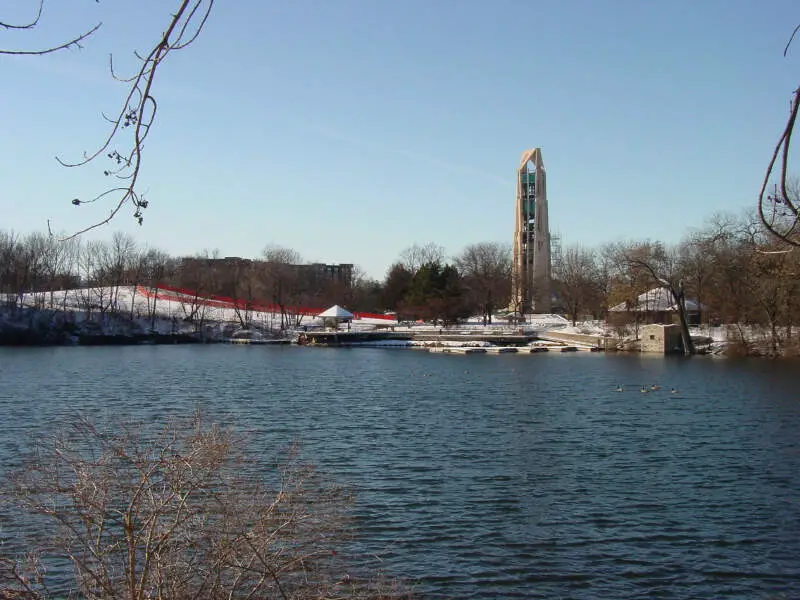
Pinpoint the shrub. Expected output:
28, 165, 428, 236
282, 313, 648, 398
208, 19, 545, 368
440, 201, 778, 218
1, 414, 408, 599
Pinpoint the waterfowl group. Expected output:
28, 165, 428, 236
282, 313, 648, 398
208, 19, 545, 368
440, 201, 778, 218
614, 384, 679, 395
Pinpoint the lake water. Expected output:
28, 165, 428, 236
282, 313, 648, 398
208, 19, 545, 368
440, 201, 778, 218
1, 346, 799, 599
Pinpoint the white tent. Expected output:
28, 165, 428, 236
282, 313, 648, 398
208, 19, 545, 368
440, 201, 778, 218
317, 305, 354, 330
317, 305, 354, 319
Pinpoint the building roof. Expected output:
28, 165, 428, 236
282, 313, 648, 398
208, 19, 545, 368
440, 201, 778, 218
609, 287, 702, 313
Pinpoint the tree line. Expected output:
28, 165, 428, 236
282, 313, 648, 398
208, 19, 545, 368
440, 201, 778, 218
0, 233, 513, 331
552, 212, 800, 355
0, 232, 364, 331
2, 209, 799, 352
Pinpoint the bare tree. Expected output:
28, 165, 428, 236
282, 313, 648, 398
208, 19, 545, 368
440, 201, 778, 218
686, 214, 750, 327
28, 231, 78, 310
594, 243, 618, 318
83, 240, 116, 317
219, 258, 256, 329
1, 413, 407, 599
555, 245, 600, 326
262, 245, 302, 267
453, 242, 512, 324
619, 242, 696, 355
0, 230, 19, 308
140, 249, 173, 330
19, 232, 48, 309
398, 243, 446, 275
747, 251, 791, 354
348, 268, 384, 314
301, 264, 358, 311
75, 239, 95, 317
260, 245, 304, 331
678, 228, 724, 326
723, 212, 800, 354
604, 241, 653, 340
105, 232, 139, 312
124, 246, 151, 321
175, 250, 220, 330
41, 234, 80, 310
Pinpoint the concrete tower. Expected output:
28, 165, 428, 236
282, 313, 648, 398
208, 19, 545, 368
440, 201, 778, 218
511, 148, 552, 314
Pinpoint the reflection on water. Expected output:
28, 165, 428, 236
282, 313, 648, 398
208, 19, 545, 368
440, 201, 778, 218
1, 346, 799, 599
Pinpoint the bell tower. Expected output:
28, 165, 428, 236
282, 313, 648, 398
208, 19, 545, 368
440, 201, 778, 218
511, 148, 551, 314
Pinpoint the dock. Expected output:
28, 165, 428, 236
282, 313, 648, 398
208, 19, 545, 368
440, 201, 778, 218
485, 347, 519, 354
412, 333, 536, 346
300, 329, 538, 347
297, 328, 604, 352
224, 338, 291, 345
427, 347, 487, 354
298, 330, 412, 346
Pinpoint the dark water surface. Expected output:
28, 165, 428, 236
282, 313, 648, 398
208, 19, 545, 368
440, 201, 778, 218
1, 346, 799, 598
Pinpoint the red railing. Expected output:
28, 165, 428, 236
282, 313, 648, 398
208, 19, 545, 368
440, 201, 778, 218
136, 285, 394, 321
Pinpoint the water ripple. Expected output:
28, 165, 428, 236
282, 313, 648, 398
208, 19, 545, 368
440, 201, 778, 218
1, 347, 799, 598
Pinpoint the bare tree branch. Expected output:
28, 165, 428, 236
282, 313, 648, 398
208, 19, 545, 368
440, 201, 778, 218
759, 25, 800, 246
0, 22, 101, 55
0, 0, 44, 30
4, 2, 215, 238
53, 1, 215, 239
785, 23, 800, 56
1, 1, 101, 56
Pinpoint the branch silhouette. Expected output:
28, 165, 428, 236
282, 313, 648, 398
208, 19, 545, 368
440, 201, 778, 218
1, 1, 101, 55
49, 1, 214, 240
758, 25, 800, 246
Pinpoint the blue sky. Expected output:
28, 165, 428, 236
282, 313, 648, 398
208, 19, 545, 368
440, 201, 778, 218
1, 0, 798, 279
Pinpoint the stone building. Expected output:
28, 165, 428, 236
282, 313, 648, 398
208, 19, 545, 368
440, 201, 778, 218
639, 323, 684, 354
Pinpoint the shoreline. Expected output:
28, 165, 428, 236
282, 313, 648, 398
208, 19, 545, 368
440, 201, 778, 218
0, 330, 208, 347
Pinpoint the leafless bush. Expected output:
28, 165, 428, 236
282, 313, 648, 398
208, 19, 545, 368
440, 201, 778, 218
1, 414, 408, 600
612, 323, 633, 342
723, 339, 752, 358
780, 337, 800, 357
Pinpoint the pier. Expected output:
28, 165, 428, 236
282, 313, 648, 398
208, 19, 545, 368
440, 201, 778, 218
296, 328, 603, 351
298, 330, 413, 345
297, 329, 540, 347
